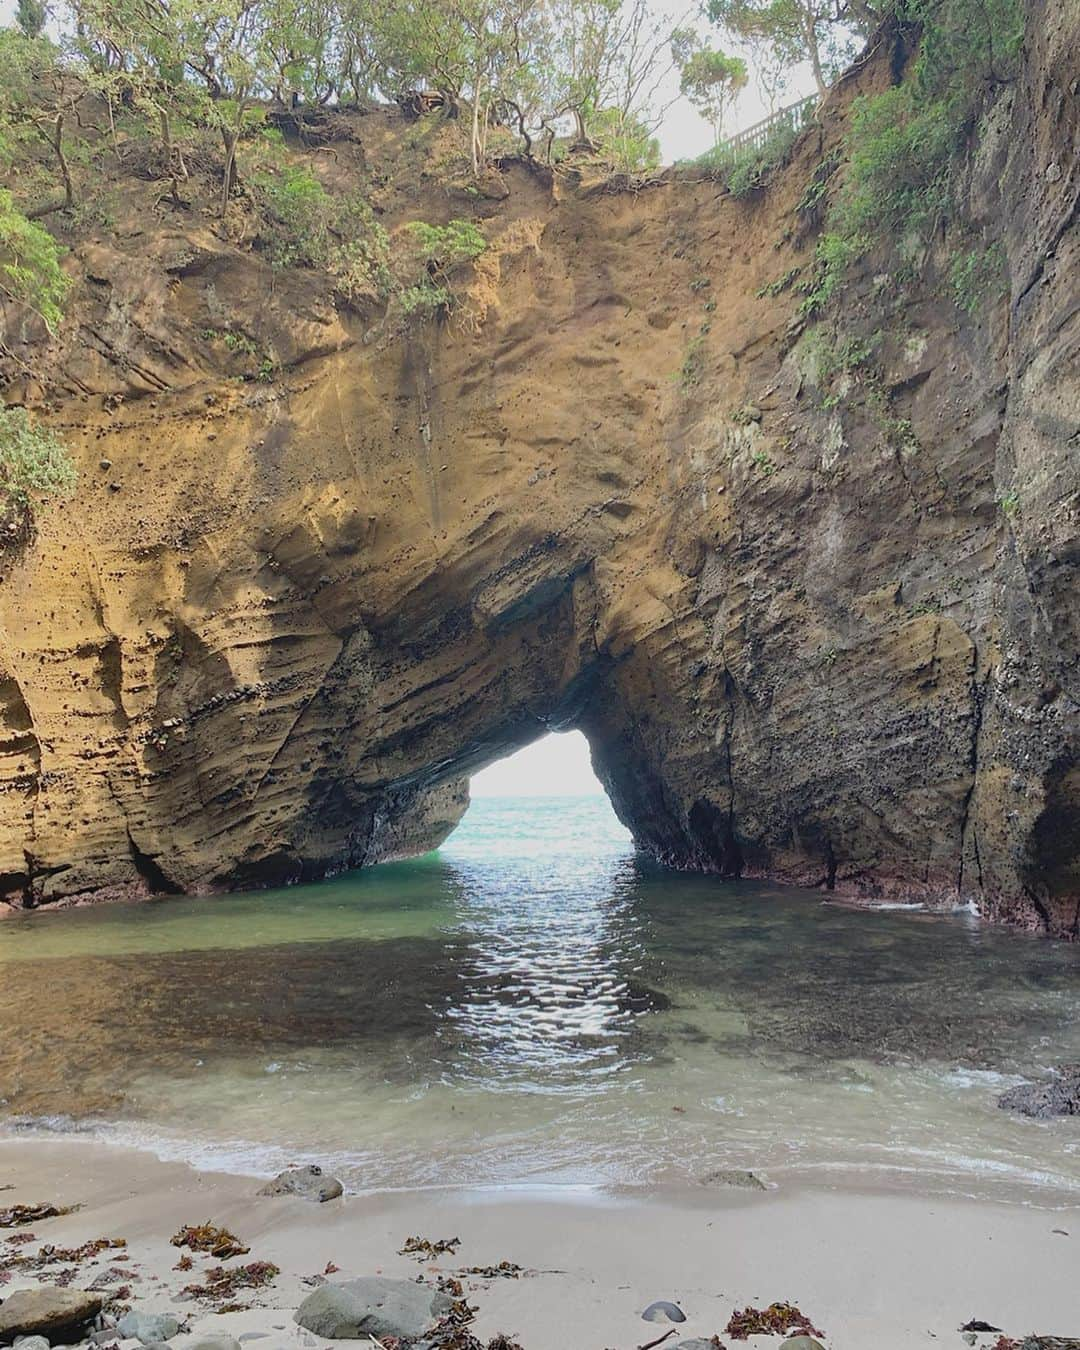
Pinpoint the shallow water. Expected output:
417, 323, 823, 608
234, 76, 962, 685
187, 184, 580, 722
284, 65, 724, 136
3, 796, 1080, 1203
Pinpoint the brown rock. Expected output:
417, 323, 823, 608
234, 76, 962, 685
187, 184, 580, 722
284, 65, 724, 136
0, 0, 1076, 935
0, 1287, 104, 1344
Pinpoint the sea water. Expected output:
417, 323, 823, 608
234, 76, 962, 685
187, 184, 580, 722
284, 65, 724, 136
2, 795, 1080, 1204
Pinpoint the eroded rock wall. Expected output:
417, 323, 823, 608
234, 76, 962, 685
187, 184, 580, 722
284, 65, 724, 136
0, 0, 1076, 930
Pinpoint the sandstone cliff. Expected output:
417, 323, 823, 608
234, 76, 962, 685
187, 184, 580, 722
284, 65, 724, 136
0, 0, 1076, 932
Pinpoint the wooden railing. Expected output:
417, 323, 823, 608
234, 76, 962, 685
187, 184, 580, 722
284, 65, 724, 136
719, 94, 819, 163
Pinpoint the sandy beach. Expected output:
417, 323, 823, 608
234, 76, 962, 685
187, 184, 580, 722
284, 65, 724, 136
1, 1136, 1076, 1350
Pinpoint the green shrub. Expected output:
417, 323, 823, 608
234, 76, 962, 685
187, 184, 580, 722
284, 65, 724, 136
397, 219, 486, 318
805, 0, 1023, 312
949, 242, 1005, 313
0, 406, 75, 516
333, 195, 392, 304
252, 164, 335, 268
0, 188, 70, 332
835, 85, 957, 240
798, 232, 869, 317
691, 121, 797, 197
589, 108, 661, 175
251, 165, 390, 301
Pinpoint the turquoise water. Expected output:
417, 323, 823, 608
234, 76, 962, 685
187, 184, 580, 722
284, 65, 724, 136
2, 795, 1080, 1203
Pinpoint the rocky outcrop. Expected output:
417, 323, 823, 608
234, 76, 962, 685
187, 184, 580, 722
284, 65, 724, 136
0, 2, 1076, 931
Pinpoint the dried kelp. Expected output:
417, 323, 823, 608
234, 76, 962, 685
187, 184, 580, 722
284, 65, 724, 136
170, 1223, 250, 1259
724, 1302, 823, 1340
399, 1235, 461, 1259
0, 1203, 76, 1227
461, 1262, 523, 1279
181, 1260, 279, 1303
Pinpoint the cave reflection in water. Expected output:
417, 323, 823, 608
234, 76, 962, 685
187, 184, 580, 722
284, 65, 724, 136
3, 793, 1080, 1203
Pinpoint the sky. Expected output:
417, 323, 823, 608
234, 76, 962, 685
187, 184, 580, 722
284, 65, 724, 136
470, 730, 605, 797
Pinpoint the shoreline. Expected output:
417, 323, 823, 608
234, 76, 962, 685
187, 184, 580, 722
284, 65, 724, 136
0, 867, 1045, 939
2, 1135, 1078, 1349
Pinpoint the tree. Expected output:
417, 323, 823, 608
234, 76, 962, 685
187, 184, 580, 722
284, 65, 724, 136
15, 0, 48, 40
673, 32, 747, 144
705, 0, 884, 99
0, 30, 84, 219
545, 0, 683, 166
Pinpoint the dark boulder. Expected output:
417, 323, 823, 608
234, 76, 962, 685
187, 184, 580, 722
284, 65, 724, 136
998, 1065, 1080, 1119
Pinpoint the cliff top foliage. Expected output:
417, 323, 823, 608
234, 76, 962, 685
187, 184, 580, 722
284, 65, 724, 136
0, 0, 1027, 536
0, 0, 1024, 335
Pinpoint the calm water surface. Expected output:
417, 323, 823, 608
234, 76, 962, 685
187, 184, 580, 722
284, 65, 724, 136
2, 796, 1080, 1203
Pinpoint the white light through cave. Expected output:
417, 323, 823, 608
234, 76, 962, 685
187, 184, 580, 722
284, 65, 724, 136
470, 730, 604, 798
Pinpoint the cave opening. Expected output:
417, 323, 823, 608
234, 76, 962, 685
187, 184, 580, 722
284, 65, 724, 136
440, 730, 631, 856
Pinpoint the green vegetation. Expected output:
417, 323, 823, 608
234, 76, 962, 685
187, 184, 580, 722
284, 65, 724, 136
398, 219, 486, 318
0, 0, 689, 193
0, 406, 75, 523
998, 489, 1019, 516
750, 448, 776, 475
804, 0, 1023, 312
706, 0, 886, 100
673, 31, 747, 146
687, 117, 798, 196
677, 335, 706, 390
0, 189, 70, 332
949, 242, 1005, 313
755, 266, 800, 299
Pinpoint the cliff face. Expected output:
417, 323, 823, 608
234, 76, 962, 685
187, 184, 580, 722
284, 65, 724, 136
0, 1, 1077, 932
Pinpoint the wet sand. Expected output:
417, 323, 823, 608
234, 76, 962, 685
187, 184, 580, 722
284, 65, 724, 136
1, 1136, 1077, 1349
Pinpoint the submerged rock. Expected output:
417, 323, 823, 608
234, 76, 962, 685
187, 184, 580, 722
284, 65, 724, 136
294, 1277, 452, 1340
117, 1311, 181, 1343
0, 1289, 103, 1344
998, 1066, 1080, 1118
257, 1165, 343, 1203
699, 1168, 767, 1190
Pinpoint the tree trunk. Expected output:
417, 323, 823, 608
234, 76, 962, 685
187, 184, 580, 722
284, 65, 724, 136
806, 18, 828, 98
221, 126, 238, 217
470, 85, 482, 176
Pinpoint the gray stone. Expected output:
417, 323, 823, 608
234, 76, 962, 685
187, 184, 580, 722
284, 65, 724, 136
677, 1341, 722, 1349
12, 1338, 51, 1350
699, 1168, 767, 1190
999, 1065, 1080, 1118
642, 1301, 686, 1323
0, 1290, 104, 1345
294, 1278, 452, 1340
117, 1313, 181, 1345
257, 1166, 343, 1203
781, 1340, 826, 1350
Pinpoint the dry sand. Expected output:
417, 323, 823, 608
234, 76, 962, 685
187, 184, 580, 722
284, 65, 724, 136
1, 1136, 1077, 1350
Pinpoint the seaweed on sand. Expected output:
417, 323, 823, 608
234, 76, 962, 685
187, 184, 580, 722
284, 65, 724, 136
725, 1302, 823, 1339
399, 1235, 461, 1259
181, 1260, 279, 1304
0, 1203, 77, 1227
171, 1223, 250, 1259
